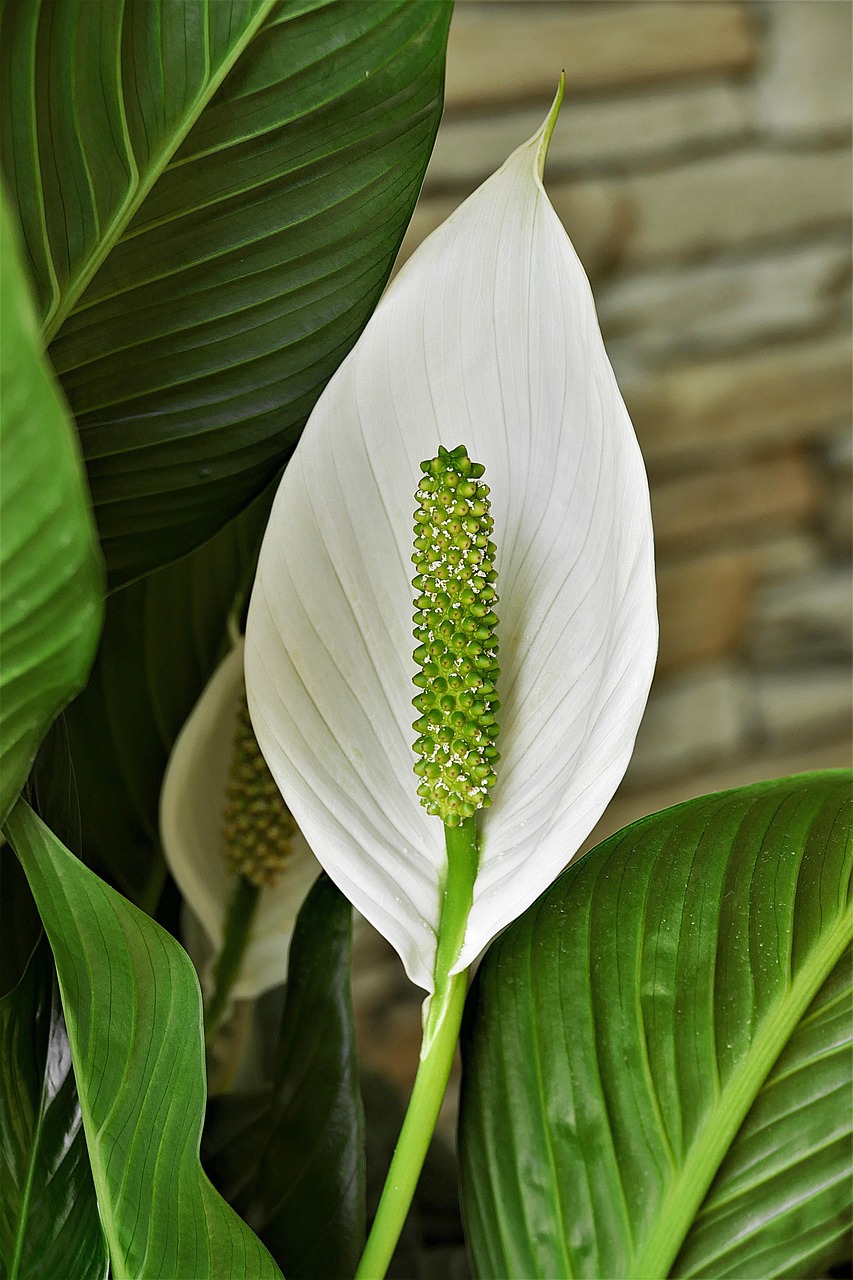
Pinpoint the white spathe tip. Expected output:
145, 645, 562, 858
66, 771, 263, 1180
159, 639, 321, 1000
245, 88, 657, 992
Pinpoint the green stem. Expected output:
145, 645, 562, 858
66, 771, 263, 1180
204, 874, 260, 1046
355, 817, 479, 1280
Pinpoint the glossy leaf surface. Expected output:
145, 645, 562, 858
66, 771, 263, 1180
4, 800, 283, 1280
674, 951, 852, 1278
0, 191, 103, 824
459, 772, 852, 1280
0, 943, 107, 1280
203, 876, 364, 1279
1, 0, 451, 581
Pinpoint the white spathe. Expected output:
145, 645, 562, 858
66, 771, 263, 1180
160, 640, 321, 999
245, 93, 658, 993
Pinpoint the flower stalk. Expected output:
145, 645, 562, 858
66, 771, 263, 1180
356, 447, 495, 1275
355, 817, 478, 1279
246, 71, 657, 1270
203, 873, 260, 1046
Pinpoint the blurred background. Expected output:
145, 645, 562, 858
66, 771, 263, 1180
357, 0, 852, 1172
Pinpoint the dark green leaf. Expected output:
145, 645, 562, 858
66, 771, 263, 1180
1, 0, 452, 582
0, 842, 42, 1000
0, 188, 103, 824
4, 721, 82, 997
459, 772, 853, 1280
0, 942, 107, 1280
203, 875, 364, 1279
4, 799, 283, 1280
25, 716, 82, 860
63, 486, 273, 909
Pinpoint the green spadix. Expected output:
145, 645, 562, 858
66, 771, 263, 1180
411, 445, 500, 826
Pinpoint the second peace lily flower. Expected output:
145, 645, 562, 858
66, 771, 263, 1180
244, 86, 658, 994
160, 640, 320, 1015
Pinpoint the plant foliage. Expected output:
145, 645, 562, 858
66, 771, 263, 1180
0, 192, 103, 825
5, 800, 283, 1280
0, 942, 107, 1280
1, 0, 452, 581
204, 876, 364, 1279
459, 772, 853, 1280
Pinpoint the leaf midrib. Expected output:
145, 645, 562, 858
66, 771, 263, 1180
41, 0, 281, 346
630, 904, 853, 1280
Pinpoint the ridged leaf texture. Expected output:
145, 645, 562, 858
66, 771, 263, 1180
0, 189, 103, 825
459, 772, 852, 1280
0, 943, 107, 1280
4, 800, 283, 1280
0, 0, 451, 581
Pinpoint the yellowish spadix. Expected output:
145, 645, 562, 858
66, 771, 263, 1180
222, 696, 297, 888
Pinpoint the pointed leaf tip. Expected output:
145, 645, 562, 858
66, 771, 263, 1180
245, 85, 657, 990
536, 72, 566, 177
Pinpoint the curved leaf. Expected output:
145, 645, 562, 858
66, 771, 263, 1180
459, 772, 852, 1280
4, 800, 283, 1280
0, 942, 107, 1280
1, 0, 452, 581
0, 189, 103, 824
203, 876, 364, 1279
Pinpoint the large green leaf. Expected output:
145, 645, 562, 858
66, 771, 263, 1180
0, 942, 107, 1280
0, 189, 103, 825
203, 875, 365, 1279
61, 485, 273, 908
4, 799, 284, 1280
459, 772, 852, 1280
1, 0, 452, 582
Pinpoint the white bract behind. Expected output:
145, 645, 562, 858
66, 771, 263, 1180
245, 92, 658, 992
160, 640, 320, 999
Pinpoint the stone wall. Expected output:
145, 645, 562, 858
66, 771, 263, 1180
398, 0, 852, 844
356, 0, 852, 1108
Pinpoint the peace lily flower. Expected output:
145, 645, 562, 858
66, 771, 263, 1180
244, 85, 657, 996
160, 639, 320, 1011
